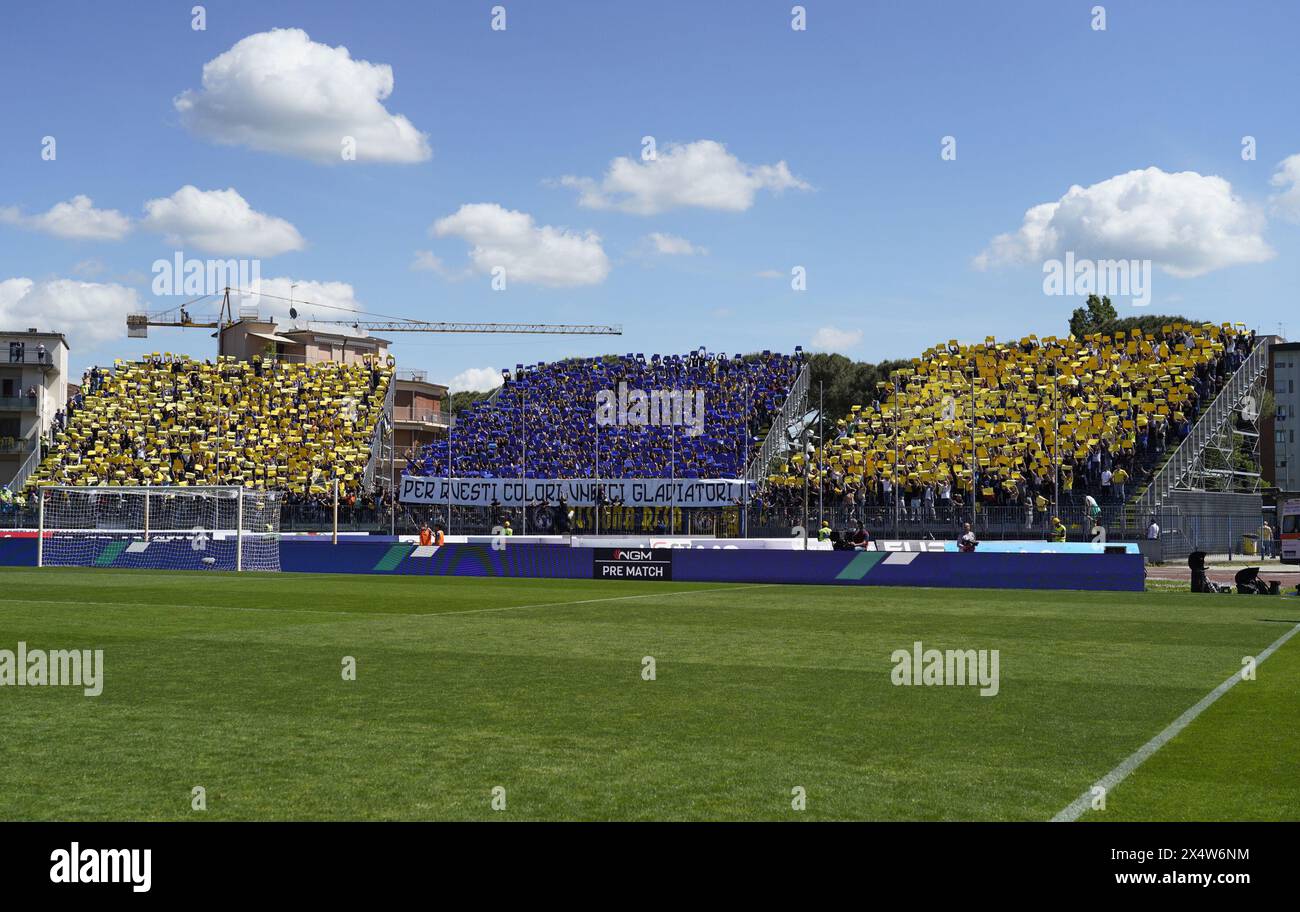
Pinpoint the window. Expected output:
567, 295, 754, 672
1279, 430, 1289, 443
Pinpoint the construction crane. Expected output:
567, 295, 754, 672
126, 287, 623, 344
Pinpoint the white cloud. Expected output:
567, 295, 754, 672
175, 28, 430, 164
142, 186, 305, 257
447, 366, 504, 393
433, 203, 610, 287
0, 195, 131, 241
810, 326, 863, 351
754, 269, 784, 279
645, 232, 706, 256
974, 167, 1272, 278
410, 250, 464, 279
0, 277, 141, 348
560, 140, 810, 215
1269, 154, 1300, 222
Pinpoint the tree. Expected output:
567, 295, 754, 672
444, 389, 494, 419
1068, 294, 1119, 337
807, 352, 912, 425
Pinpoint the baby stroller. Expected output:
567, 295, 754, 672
1234, 566, 1279, 595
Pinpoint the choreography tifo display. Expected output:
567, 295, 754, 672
35, 486, 282, 572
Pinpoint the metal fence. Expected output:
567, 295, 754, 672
745, 363, 808, 484
0, 491, 1272, 558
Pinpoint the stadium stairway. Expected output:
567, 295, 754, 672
1136, 337, 1272, 512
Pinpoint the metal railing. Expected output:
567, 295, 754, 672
2, 350, 58, 370
393, 407, 448, 426
363, 374, 397, 490
0, 490, 1271, 559
0, 396, 39, 411
1137, 339, 1271, 511
7, 442, 45, 491
745, 363, 809, 483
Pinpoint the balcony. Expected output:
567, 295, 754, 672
2, 351, 59, 373
393, 407, 449, 427
0, 396, 38, 411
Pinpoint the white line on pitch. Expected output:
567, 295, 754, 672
1051, 620, 1300, 822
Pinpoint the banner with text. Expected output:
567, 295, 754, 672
400, 476, 746, 508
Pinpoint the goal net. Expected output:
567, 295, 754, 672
38, 486, 282, 572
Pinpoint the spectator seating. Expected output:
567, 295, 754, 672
771, 322, 1255, 512
27, 354, 392, 494
408, 351, 802, 479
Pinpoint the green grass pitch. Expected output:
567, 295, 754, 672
0, 566, 1296, 821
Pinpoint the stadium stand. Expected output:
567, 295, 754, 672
767, 322, 1257, 526
25, 354, 392, 494
407, 351, 802, 479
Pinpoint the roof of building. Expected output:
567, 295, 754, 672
0, 330, 69, 347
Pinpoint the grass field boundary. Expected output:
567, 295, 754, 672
1051, 620, 1300, 822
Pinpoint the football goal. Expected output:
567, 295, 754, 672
37, 486, 282, 572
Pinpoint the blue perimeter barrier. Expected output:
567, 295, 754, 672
0, 537, 1145, 592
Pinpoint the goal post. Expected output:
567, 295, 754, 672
36, 486, 282, 572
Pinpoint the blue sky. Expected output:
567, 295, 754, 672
2, 0, 1298, 387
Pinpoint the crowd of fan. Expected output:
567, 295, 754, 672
765, 322, 1255, 529
26, 354, 392, 494
407, 350, 802, 479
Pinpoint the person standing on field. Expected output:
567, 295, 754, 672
1258, 521, 1273, 558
